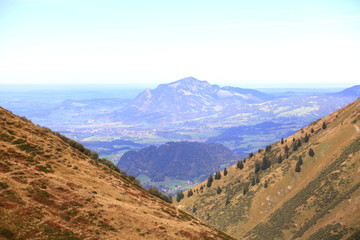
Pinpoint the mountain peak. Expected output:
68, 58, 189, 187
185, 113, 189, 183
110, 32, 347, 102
168, 77, 212, 90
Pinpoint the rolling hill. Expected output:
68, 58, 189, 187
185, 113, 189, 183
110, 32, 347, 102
0, 106, 235, 240
174, 98, 360, 239
117, 141, 240, 192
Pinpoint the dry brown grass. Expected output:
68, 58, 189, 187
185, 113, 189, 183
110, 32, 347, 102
175, 99, 360, 240
0, 107, 235, 240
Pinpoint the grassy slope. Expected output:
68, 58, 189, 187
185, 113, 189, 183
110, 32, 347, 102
0, 107, 235, 240
174, 98, 360, 240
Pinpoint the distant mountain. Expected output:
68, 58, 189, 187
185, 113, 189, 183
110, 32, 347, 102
175, 98, 360, 240
0, 107, 235, 240
332, 85, 360, 97
114, 78, 358, 129
206, 121, 299, 154
221, 86, 274, 103
116, 77, 273, 123
117, 141, 240, 182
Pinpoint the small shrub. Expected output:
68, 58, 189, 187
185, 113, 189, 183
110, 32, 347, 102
0, 227, 15, 239
12, 139, 26, 145
148, 187, 172, 203
0, 182, 9, 190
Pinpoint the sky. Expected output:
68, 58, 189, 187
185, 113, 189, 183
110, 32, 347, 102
0, 0, 359, 88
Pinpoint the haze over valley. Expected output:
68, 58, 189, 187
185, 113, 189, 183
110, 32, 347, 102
1, 78, 359, 193
1, 0, 359, 239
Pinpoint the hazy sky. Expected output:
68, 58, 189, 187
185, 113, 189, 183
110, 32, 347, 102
0, 0, 359, 88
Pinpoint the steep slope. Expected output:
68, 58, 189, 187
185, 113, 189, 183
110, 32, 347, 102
175, 98, 360, 239
0, 107, 235, 240
118, 141, 239, 182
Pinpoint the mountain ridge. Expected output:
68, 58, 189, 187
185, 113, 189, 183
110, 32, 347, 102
114, 77, 359, 130
174, 98, 360, 239
0, 106, 236, 240
116, 77, 274, 123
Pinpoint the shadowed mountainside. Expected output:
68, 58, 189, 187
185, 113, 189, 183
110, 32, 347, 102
118, 141, 240, 182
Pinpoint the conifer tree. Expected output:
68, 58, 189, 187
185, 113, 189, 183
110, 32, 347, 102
281, 138, 284, 144
207, 175, 214, 187
224, 167, 228, 176
261, 157, 271, 170
309, 148, 315, 157
304, 133, 309, 143
249, 152, 254, 158
261, 158, 267, 170
215, 171, 221, 180
254, 161, 261, 174
237, 161, 244, 169
284, 145, 289, 153
265, 145, 271, 152
243, 184, 249, 195
322, 122, 327, 129
277, 154, 283, 164
292, 143, 298, 151
216, 186, 222, 194
187, 189, 193, 197
295, 161, 301, 172
176, 192, 184, 202
311, 128, 315, 133
298, 156, 303, 165
264, 181, 268, 188
251, 177, 256, 186
256, 175, 260, 184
